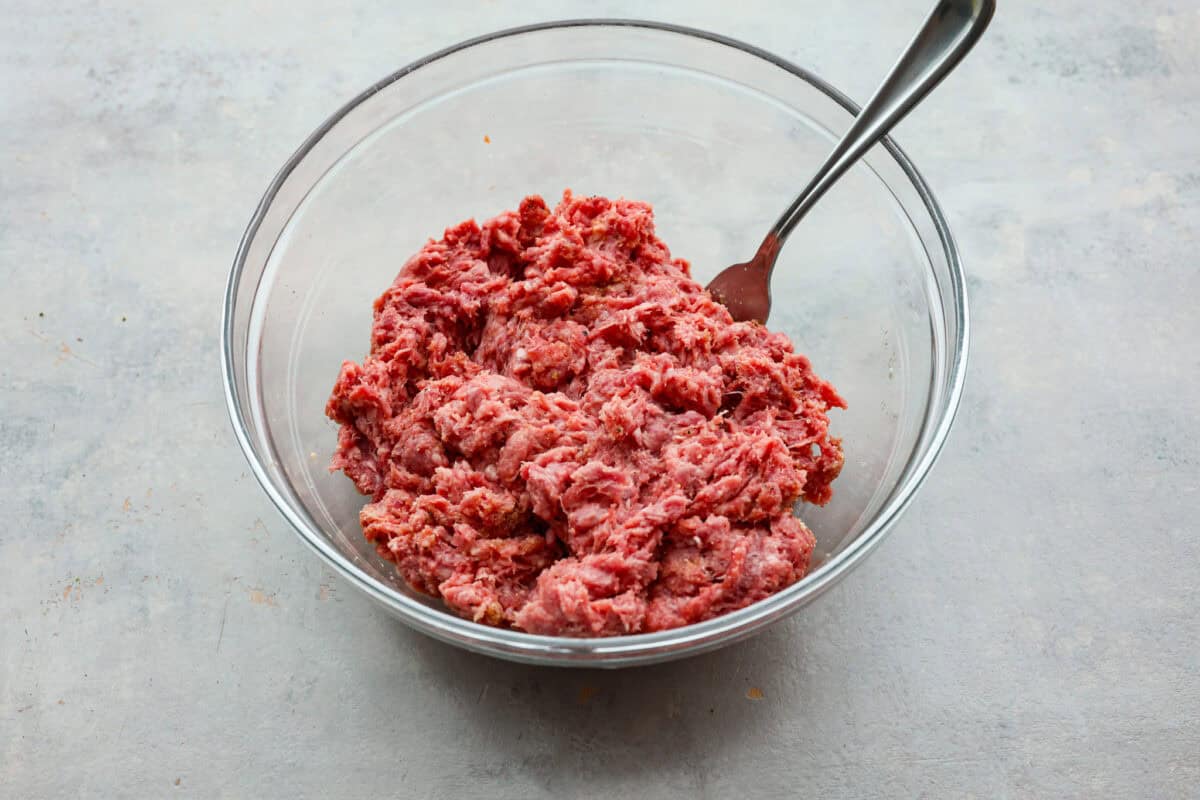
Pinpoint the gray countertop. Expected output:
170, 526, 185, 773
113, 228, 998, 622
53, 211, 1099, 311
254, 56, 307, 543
3, 1, 1197, 797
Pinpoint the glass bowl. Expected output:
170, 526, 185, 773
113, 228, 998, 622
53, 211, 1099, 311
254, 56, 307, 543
222, 20, 968, 667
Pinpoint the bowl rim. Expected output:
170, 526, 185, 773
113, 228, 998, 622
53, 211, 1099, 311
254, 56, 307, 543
221, 18, 969, 664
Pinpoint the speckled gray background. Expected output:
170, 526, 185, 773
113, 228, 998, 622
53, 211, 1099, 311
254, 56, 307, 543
3, 1, 1198, 797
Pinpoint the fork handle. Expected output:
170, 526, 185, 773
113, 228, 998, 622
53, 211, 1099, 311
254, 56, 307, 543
770, 0, 995, 243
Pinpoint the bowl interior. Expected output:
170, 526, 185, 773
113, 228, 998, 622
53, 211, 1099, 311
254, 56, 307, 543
228, 23, 960, 663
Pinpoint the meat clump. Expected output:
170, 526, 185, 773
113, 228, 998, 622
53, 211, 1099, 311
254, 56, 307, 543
327, 192, 845, 636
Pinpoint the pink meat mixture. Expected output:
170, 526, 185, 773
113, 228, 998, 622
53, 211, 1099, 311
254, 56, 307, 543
327, 192, 845, 636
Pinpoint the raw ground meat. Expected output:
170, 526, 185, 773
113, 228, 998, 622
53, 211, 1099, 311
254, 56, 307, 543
327, 191, 845, 636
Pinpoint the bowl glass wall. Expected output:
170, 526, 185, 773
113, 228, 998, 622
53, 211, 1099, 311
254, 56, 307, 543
223, 21, 967, 666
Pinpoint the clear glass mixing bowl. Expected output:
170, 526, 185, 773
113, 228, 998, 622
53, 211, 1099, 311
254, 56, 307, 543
222, 20, 968, 667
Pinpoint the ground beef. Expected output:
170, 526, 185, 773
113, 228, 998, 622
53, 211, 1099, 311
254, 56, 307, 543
327, 191, 845, 636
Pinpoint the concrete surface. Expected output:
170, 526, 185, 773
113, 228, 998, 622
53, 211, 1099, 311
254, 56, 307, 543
2, 1, 1198, 797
